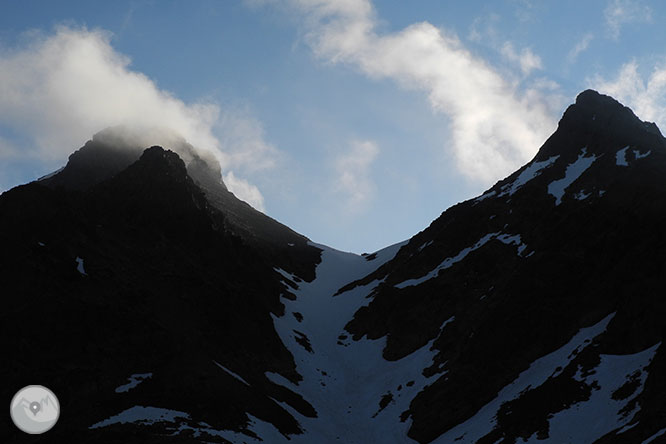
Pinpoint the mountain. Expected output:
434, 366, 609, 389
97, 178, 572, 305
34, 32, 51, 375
339, 90, 666, 443
2, 90, 666, 444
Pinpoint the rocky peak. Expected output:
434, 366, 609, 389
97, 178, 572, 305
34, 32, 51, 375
42, 125, 227, 192
136, 145, 188, 177
535, 89, 665, 161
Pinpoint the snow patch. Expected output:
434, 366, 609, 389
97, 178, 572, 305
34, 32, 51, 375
634, 149, 651, 160
91, 406, 285, 443
496, 233, 527, 256
214, 360, 251, 387
615, 421, 639, 435
472, 152, 559, 205
395, 232, 527, 289
275, 267, 296, 281
75, 256, 87, 276
115, 373, 152, 393
500, 155, 559, 196
643, 427, 666, 444
417, 241, 433, 252
474, 190, 496, 203
523, 342, 660, 444
574, 190, 591, 201
548, 148, 598, 205
90, 406, 190, 429
37, 166, 64, 181
431, 313, 615, 444
616, 146, 629, 166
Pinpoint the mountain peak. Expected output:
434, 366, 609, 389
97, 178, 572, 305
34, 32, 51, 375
138, 145, 187, 175
41, 126, 226, 193
535, 89, 665, 161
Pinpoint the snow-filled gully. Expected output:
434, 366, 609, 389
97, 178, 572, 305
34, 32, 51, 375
269, 241, 448, 443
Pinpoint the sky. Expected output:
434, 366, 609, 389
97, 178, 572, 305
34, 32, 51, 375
1, 0, 666, 253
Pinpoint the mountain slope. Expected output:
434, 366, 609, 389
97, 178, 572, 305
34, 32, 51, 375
0, 146, 318, 443
3, 90, 666, 444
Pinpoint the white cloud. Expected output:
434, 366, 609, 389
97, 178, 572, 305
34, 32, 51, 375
567, 33, 594, 64
288, 0, 558, 183
223, 171, 266, 211
500, 42, 543, 75
0, 26, 276, 208
591, 61, 666, 130
217, 109, 282, 173
0, 26, 218, 159
334, 140, 379, 211
604, 0, 652, 39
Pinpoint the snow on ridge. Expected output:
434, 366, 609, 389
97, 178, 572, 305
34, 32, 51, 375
213, 360, 251, 387
114, 372, 153, 393
395, 233, 496, 289
473, 190, 496, 203
37, 166, 64, 181
431, 313, 616, 444
548, 147, 598, 205
395, 232, 528, 289
501, 155, 560, 197
472, 155, 559, 204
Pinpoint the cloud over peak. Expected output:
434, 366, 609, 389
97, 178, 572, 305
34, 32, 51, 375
0, 26, 220, 159
0, 26, 273, 210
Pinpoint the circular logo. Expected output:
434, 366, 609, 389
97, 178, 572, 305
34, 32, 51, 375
10, 385, 60, 434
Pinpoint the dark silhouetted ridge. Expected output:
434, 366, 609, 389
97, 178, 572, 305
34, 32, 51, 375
535, 89, 666, 161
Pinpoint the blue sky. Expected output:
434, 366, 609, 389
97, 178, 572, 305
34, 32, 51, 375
1, 0, 666, 253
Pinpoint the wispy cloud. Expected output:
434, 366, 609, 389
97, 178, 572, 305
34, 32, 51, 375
604, 0, 652, 40
217, 109, 282, 173
591, 61, 666, 130
223, 171, 266, 211
511, 0, 537, 23
334, 140, 379, 211
0, 26, 275, 209
567, 33, 594, 65
286, 0, 558, 183
500, 42, 543, 76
